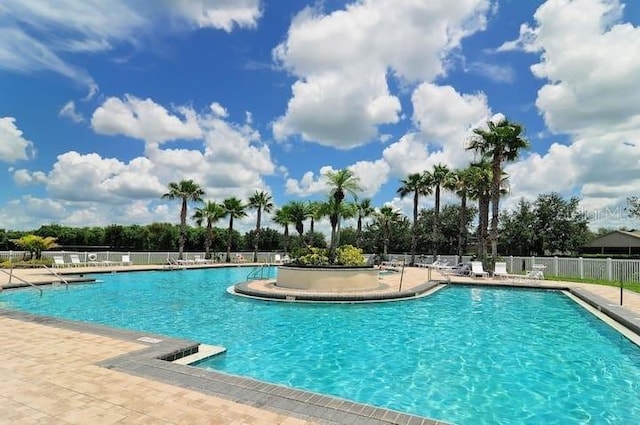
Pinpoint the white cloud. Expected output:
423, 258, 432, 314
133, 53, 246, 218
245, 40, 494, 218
0, 0, 261, 88
0, 117, 36, 163
496, 0, 640, 227
272, 0, 492, 148
91, 95, 202, 145
59, 101, 84, 123
167, 0, 262, 32
467, 62, 515, 83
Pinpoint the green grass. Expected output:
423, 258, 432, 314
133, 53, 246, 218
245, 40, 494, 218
547, 275, 640, 294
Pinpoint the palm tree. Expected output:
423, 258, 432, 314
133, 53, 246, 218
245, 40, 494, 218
192, 201, 225, 259
467, 161, 493, 261
307, 200, 324, 245
355, 197, 375, 249
324, 168, 361, 257
273, 206, 292, 254
373, 205, 401, 259
467, 118, 529, 263
320, 197, 357, 255
428, 164, 453, 258
222, 197, 247, 263
397, 173, 432, 265
285, 201, 308, 240
248, 190, 274, 262
162, 179, 205, 260
446, 167, 474, 258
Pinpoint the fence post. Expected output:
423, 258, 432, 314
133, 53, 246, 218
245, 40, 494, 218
606, 258, 613, 281
578, 257, 584, 279
553, 256, 558, 276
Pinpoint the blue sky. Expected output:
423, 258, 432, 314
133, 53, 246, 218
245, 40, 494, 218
1, 0, 640, 233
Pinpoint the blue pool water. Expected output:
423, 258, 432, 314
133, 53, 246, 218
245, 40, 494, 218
2, 267, 640, 424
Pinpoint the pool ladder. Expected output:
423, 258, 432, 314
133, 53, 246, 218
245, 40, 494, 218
0, 268, 43, 296
246, 264, 272, 281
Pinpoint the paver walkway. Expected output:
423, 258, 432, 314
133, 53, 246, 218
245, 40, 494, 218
0, 316, 316, 424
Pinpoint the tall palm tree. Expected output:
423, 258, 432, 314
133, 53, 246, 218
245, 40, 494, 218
467, 161, 492, 261
397, 173, 432, 265
324, 168, 361, 256
248, 190, 274, 262
446, 167, 474, 258
373, 205, 401, 259
467, 118, 529, 263
273, 206, 292, 254
355, 197, 375, 249
429, 164, 453, 258
222, 197, 247, 263
162, 179, 205, 260
192, 201, 225, 259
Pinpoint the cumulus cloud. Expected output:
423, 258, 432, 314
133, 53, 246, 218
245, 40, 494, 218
91, 95, 202, 145
495, 0, 640, 227
0, 0, 261, 89
272, 0, 492, 149
0, 117, 36, 163
7, 97, 277, 229
285, 161, 390, 199
59, 101, 84, 123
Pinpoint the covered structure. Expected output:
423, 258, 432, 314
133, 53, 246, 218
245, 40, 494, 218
581, 230, 640, 255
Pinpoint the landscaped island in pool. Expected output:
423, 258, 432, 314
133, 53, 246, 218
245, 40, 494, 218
1, 266, 639, 424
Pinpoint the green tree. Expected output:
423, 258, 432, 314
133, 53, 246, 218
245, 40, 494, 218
11, 235, 58, 260
427, 164, 453, 258
273, 206, 293, 254
284, 201, 308, 242
324, 168, 362, 258
533, 193, 589, 255
162, 179, 205, 260
355, 198, 375, 249
448, 167, 474, 257
248, 190, 274, 262
467, 161, 493, 260
222, 197, 247, 262
397, 173, 432, 265
193, 201, 225, 259
373, 205, 402, 259
499, 198, 536, 255
467, 118, 529, 264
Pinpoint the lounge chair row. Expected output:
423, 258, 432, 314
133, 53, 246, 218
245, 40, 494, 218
52, 254, 132, 268
422, 260, 546, 281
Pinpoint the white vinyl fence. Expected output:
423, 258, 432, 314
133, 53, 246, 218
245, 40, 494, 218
396, 253, 640, 283
3, 250, 640, 283
0, 250, 282, 265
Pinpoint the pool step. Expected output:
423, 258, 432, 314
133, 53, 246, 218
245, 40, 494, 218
172, 344, 226, 365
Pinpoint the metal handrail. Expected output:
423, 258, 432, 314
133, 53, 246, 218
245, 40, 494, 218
247, 264, 272, 281
0, 268, 43, 296
41, 265, 70, 289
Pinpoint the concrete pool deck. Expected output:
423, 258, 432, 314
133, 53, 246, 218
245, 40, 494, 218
1, 264, 640, 424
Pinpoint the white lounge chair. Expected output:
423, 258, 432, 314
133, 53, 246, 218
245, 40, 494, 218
194, 255, 209, 264
52, 256, 67, 268
493, 262, 509, 279
121, 255, 132, 266
273, 254, 283, 264
69, 254, 86, 267
470, 261, 489, 278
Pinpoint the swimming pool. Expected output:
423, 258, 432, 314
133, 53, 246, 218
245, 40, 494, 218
2, 267, 639, 424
